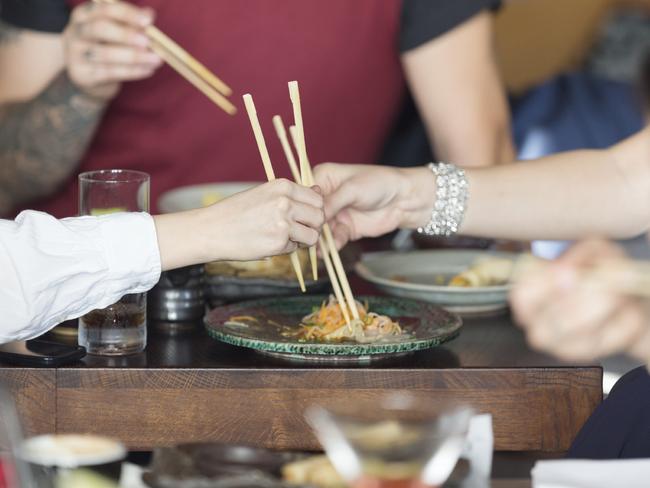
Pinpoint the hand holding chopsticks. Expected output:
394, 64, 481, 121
92, 0, 236, 115
510, 239, 650, 365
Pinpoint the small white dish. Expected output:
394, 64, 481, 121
158, 182, 260, 213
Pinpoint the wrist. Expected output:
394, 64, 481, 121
154, 209, 214, 270
396, 167, 437, 229
74, 86, 116, 106
64, 74, 113, 111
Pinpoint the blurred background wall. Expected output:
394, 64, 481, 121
496, 0, 650, 93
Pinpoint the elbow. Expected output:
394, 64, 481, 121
434, 113, 514, 168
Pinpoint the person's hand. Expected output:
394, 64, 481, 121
199, 179, 325, 262
313, 163, 436, 248
63, 1, 162, 100
511, 239, 650, 363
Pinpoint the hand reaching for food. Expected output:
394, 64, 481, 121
510, 239, 650, 363
154, 179, 325, 270
313, 163, 437, 249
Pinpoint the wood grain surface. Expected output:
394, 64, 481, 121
2, 311, 602, 452
0, 369, 56, 439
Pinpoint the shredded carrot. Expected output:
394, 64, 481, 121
293, 295, 401, 342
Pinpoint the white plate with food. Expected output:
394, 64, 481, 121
355, 250, 517, 314
158, 182, 260, 213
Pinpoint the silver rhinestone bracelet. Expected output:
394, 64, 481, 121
417, 162, 468, 236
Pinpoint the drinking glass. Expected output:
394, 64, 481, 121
78, 170, 150, 356
306, 394, 473, 488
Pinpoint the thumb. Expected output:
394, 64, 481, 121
329, 219, 352, 250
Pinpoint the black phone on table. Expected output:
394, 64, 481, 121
0, 340, 86, 367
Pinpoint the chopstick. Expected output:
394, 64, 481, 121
242, 94, 306, 293
288, 125, 361, 321
93, 0, 236, 115
513, 254, 650, 299
272, 116, 301, 183
273, 115, 351, 325
288, 81, 319, 282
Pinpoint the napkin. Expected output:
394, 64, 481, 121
532, 458, 650, 488
459, 414, 493, 488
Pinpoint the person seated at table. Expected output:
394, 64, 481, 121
313, 126, 650, 458
510, 238, 650, 459
0, 179, 323, 343
0, 0, 512, 219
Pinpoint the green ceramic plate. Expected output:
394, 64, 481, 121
204, 295, 461, 361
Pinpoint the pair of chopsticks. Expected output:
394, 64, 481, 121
243, 82, 359, 324
93, 0, 236, 115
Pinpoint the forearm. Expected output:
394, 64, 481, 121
430, 104, 515, 167
0, 72, 107, 215
460, 128, 650, 240
154, 210, 210, 271
405, 12, 514, 168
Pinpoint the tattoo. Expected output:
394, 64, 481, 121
0, 73, 107, 216
0, 20, 21, 44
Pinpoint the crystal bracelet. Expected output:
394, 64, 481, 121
417, 162, 469, 236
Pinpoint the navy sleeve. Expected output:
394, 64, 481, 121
0, 0, 70, 33
400, 0, 501, 52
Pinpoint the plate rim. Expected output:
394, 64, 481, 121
158, 181, 262, 213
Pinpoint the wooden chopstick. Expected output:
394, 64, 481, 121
93, 0, 236, 115
273, 115, 351, 325
144, 27, 232, 97
272, 116, 301, 183
242, 94, 306, 293
288, 81, 319, 282
289, 125, 360, 321
513, 254, 650, 299
148, 42, 236, 115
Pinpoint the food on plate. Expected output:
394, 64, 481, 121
291, 295, 403, 343
282, 455, 345, 488
205, 250, 309, 279
201, 191, 223, 207
449, 257, 514, 287
225, 296, 403, 343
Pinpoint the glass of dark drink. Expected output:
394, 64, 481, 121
306, 394, 473, 488
78, 170, 150, 355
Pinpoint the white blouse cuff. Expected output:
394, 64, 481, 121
98, 212, 162, 293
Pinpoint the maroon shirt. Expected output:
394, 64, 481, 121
32, 0, 405, 216
2, 0, 499, 217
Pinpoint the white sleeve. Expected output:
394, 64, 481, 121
0, 210, 162, 342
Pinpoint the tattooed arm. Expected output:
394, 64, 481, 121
0, 1, 160, 216
0, 72, 108, 215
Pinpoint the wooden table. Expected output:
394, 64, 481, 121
0, 310, 602, 452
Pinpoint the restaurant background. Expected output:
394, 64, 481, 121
1, 0, 650, 487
